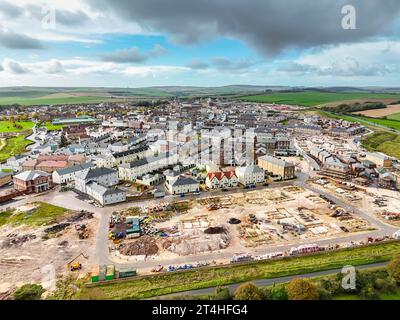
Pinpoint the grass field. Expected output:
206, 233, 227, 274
387, 113, 400, 121
0, 121, 34, 132
44, 122, 63, 131
0, 135, 33, 163
77, 241, 400, 300
0, 202, 68, 227
0, 95, 130, 106
362, 131, 400, 159
239, 92, 400, 107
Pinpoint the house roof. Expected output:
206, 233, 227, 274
207, 171, 236, 181
78, 167, 116, 180
14, 170, 51, 181
170, 175, 199, 187
56, 162, 95, 176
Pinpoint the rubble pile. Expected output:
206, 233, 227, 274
119, 236, 159, 256
162, 230, 230, 256
43, 223, 70, 236
204, 226, 226, 234
1, 234, 37, 248
67, 210, 94, 223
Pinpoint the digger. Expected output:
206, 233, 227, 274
66, 253, 88, 271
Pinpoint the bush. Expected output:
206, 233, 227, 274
269, 284, 288, 300
214, 287, 231, 300
360, 285, 379, 300
387, 256, 400, 285
318, 287, 332, 300
14, 284, 44, 300
287, 278, 320, 300
233, 283, 264, 300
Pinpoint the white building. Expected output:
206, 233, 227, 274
118, 153, 179, 181
85, 181, 126, 206
75, 167, 118, 193
52, 162, 95, 184
166, 175, 200, 195
205, 171, 238, 189
235, 165, 265, 186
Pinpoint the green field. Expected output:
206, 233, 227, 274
0, 121, 34, 132
240, 92, 400, 107
0, 202, 68, 227
44, 122, 63, 131
0, 135, 33, 163
77, 241, 400, 300
362, 131, 400, 159
0, 96, 127, 106
387, 113, 400, 121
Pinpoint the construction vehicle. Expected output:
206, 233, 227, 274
67, 253, 88, 271
75, 224, 89, 239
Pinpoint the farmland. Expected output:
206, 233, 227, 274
353, 104, 400, 118
239, 91, 400, 107
77, 241, 400, 300
388, 113, 400, 121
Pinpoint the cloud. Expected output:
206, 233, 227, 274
212, 57, 254, 71
0, 64, 3, 72
0, 28, 44, 49
100, 44, 168, 63
186, 59, 209, 70
3, 59, 30, 74
0, 2, 24, 18
43, 59, 64, 74
85, 0, 400, 56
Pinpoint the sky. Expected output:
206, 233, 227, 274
0, 0, 400, 88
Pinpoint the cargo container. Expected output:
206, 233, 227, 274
91, 266, 100, 283
99, 265, 107, 281
106, 265, 115, 281
118, 269, 137, 279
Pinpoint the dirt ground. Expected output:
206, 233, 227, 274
352, 104, 400, 117
0, 208, 98, 295
111, 186, 372, 266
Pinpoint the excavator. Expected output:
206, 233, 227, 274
66, 253, 88, 271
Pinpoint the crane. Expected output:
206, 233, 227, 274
66, 253, 88, 271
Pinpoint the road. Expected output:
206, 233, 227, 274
156, 261, 388, 298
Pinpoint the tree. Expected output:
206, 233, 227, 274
213, 287, 231, 300
269, 284, 288, 300
14, 284, 44, 300
287, 278, 320, 300
59, 133, 69, 148
387, 256, 400, 285
233, 283, 263, 300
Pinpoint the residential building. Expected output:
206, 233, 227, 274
13, 170, 53, 193
166, 175, 200, 195
75, 167, 118, 193
258, 155, 296, 180
52, 162, 95, 184
0, 172, 12, 187
85, 182, 126, 205
366, 152, 392, 168
205, 171, 238, 189
235, 165, 265, 186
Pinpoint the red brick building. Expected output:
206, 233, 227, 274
13, 170, 53, 193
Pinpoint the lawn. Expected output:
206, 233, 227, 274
0, 202, 68, 227
239, 92, 400, 107
0, 121, 34, 133
78, 241, 400, 300
362, 132, 400, 159
44, 122, 64, 131
0, 135, 33, 163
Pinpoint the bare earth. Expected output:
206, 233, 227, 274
353, 104, 400, 117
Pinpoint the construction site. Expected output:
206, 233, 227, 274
107, 185, 372, 269
0, 204, 98, 298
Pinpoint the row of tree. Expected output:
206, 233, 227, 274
323, 102, 386, 115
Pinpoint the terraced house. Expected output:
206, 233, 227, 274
205, 171, 238, 189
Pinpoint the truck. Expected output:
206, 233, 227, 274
290, 244, 321, 256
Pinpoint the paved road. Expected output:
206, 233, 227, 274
156, 261, 388, 298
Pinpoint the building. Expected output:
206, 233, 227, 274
205, 171, 238, 189
235, 165, 265, 186
13, 170, 53, 193
366, 152, 392, 168
52, 162, 95, 184
52, 115, 100, 126
75, 167, 118, 193
118, 153, 179, 181
166, 175, 200, 195
258, 155, 295, 180
85, 182, 126, 206
0, 172, 12, 187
